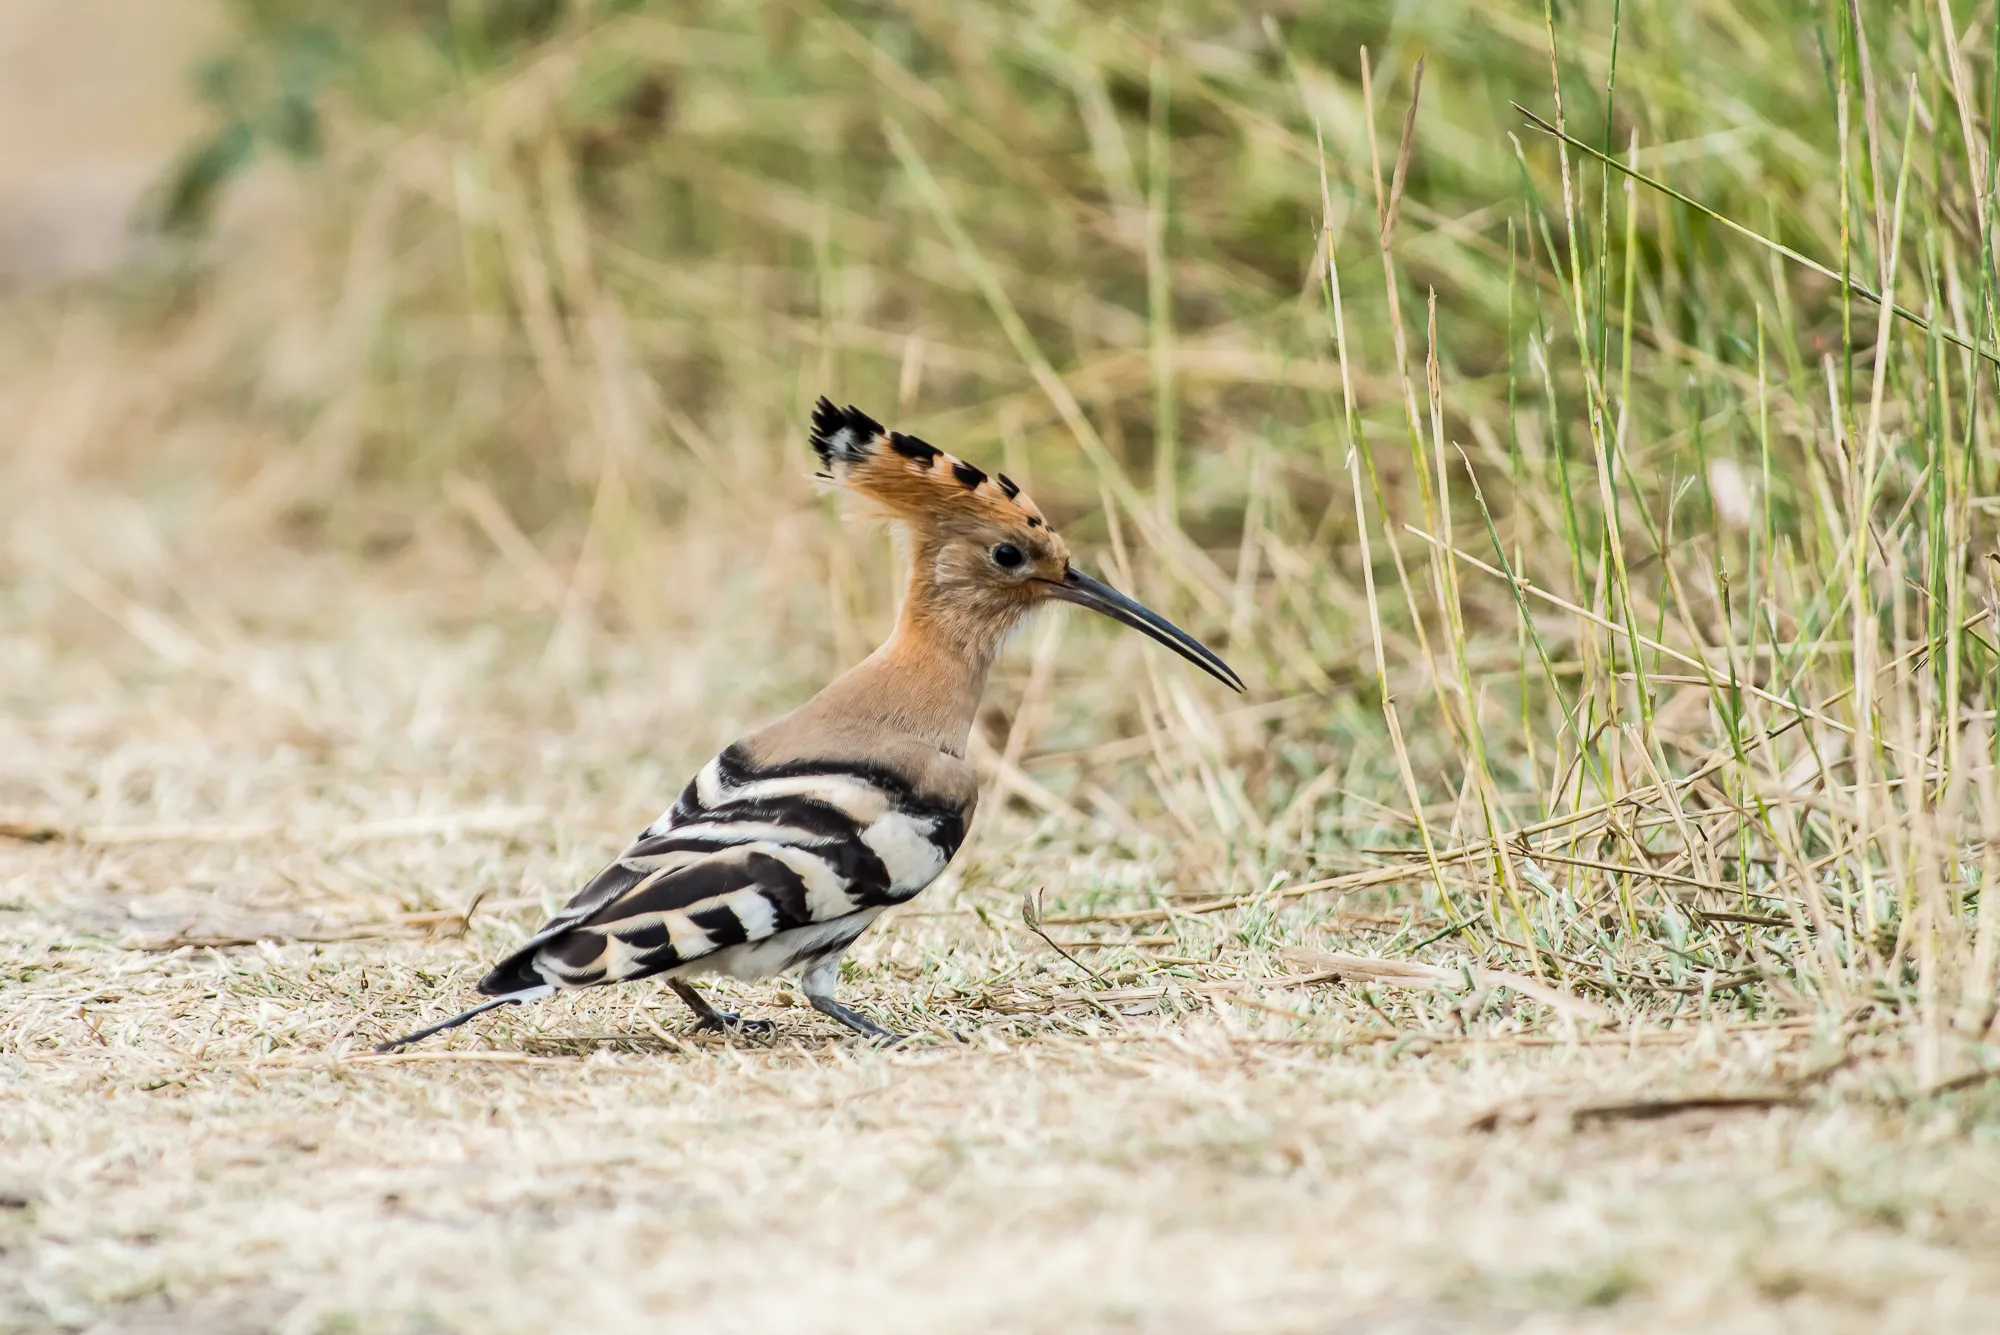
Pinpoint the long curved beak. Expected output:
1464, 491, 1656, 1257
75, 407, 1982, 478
1045, 566, 1244, 693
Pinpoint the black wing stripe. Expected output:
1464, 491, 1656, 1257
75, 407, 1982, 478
652, 749, 955, 834
665, 776, 704, 828
712, 746, 944, 816
648, 799, 866, 844
684, 902, 749, 949
612, 921, 671, 951
626, 828, 830, 860
546, 928, 609, 971
814, 840, 894, 904
756, 858, 814, 930
606, 851, 758, 921
925, 810, 967, 859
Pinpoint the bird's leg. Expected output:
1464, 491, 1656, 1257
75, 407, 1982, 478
668, 979, 775, 1036
799, 954, 900, 1043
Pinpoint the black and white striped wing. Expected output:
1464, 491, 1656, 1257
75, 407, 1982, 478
478, 746, 967, 995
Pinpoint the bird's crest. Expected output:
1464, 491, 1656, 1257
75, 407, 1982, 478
810, 398, 1048, 533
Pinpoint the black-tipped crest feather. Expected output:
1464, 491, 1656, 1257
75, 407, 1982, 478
889, 431, 940, 464
810, 397, 884, 468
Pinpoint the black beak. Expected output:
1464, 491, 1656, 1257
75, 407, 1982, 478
1045, 566, 1244, 693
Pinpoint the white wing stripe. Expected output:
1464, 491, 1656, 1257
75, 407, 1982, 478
714, 773, 894, 823
723, 886, 779, 938
860, 811, 950, 891
695, 754, 727, 809
651, 819, 837, 847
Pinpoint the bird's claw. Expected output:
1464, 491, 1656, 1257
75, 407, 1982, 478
863, 1027, 968, 1048
692, 1012, 777, 1037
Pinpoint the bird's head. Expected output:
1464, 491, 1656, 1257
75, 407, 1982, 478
810, 398, 1242, 691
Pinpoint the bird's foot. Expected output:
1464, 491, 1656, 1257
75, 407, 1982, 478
805, 993, 904, 1045
690, 1010, 777, 1037
668, 980, 775, 1038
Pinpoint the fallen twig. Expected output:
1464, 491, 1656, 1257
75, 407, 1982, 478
132, 925, 421, 951
190, 1050, 587, 1071
1021, 888, 1109, 985
1282, 948, 1612, 1022
973, 969, 1349, 1015
128, 899, 497, 952
1569, 1093, 1802, 1125
1469, 1091, 1802, 1132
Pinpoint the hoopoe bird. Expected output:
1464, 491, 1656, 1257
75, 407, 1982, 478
377, 399, 1241, 1049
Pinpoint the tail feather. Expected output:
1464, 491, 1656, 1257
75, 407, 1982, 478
373, 985, 553, 1053
477, 948, 551, 997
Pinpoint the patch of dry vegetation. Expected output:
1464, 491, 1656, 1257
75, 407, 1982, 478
5, 0, 2000, 1330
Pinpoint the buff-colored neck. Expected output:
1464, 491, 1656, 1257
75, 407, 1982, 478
790, 560, 1016, 758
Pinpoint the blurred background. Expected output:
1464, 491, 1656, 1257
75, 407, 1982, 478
0, 2, 216, 285
1, 0, 1994, 1045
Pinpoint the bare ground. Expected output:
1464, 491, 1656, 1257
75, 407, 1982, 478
4, 541, 1999, 1335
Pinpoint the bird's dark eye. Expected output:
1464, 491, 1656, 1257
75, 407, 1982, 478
992, 543, 1025, 569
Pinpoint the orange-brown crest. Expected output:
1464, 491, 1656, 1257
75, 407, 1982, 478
810, 399, 1049, 536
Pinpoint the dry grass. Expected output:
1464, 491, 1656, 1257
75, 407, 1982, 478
6, 0, 2000, 1329
5, 547, 1999, 1333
